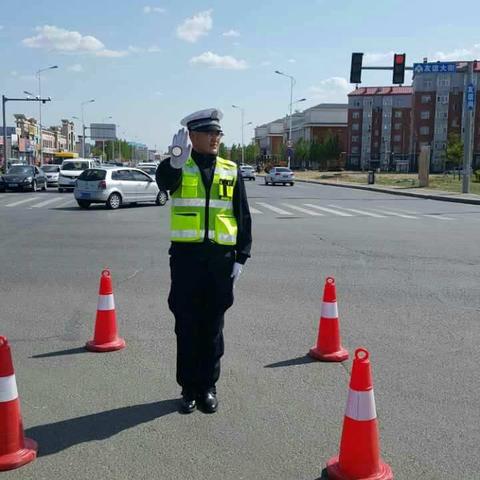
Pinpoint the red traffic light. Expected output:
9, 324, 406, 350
394, 54, 405, 65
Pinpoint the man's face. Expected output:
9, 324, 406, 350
189, 130, 223, 155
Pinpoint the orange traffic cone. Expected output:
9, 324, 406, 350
86, 269, 126, 352
326, 348, 393, 480
309, 277, 348, 362
0, 336, 37, 471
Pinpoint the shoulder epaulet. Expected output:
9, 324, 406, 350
217, 157, 237, 169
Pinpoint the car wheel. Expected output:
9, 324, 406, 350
77, 200, 91, 209
156, 191, 168, 206
106, 192, 122, 210
32, 181, 37, 192
42, 180, 47, 191
58, 188, 64, 193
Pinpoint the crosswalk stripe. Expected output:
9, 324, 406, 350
30, 197, 65, 208
5, 196, 41, 207
369, 208, 419, 219
328, 204, 386, 218
256, 202, 292, 216
53, 200, 76, 209
249, 206, 263, 214
423, 214, 454, 221
382, 206, 419, 215
281, 203, 324, 216
303, 204, 353, 216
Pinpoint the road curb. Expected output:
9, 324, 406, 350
292, 178, 480, 206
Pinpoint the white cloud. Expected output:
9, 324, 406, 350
176, 10, 212, 43
222, 29, 240, 37
143, 6, 166, 14
309, 77, 351, 102
190, 51, 248, 70
433, 44, 480, 61
147, 45, 161, 53
10, 70, 18, 76
68, 64, 83, 72
22, 25, 127, 58
364, 51, 395, 66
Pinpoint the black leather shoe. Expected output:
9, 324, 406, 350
179, 395, 196, 414
198, 391, 218, 414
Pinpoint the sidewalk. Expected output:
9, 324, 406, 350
291, 177, 480, 206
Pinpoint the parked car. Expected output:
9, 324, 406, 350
240, 165, 256, 181
0, 165, 48, 192
58, 159, 100, 192
264, 167, 295, 186
74, 167, 167, 209
41, 164, 61, 186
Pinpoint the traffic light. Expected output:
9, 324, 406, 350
393, 53, 406, 84
350, 52, 363, 84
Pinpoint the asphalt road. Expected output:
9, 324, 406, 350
1, 181, 479, 479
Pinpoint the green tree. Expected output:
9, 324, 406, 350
294, 138, 310, 166
446, 133, 463, 170
230, 143, 240, 164
219, 142, 228, 159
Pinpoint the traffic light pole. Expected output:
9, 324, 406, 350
1, 96, 51, 173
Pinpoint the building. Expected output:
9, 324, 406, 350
411, 60, 480, 172
61, 120, 75, 152
347, 86, 413, 171
254, 119, 284, 162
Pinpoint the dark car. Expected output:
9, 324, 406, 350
0, 165, 48, 192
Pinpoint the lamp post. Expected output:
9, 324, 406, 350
275, 70, 297, 168
37, 65, 58, 164
81, 99, 95, 158
232, 105, 246, 165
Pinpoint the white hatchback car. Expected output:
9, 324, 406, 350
74, 167, 165, 209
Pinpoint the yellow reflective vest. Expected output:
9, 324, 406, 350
170, 157, 238, 246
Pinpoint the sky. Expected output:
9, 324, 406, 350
1, 0, 480, 152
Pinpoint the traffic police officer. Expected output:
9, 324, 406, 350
156, 108, 252, 414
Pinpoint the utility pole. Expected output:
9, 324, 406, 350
37, 65, 58, 165
81, 99, 95, 158
462, 61, 475, 193
232, 105, 246, 164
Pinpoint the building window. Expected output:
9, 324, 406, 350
373, 141, 379, 148
436, 110, 448, 119
435, 142, 446, 150
394, 111, 403, 118
435, 126, 447, 135
394, 123, 402, 130
354, 101, 361, 107
351, 146, 359, 154
437, 95, 449, 104
352, 123, 360, 131
351, 135, 359, 143
424, 80, 433, 89
374, 129, 380, 136
393, 135, 401, 142
451, 118, 459, 128
420, 126, 430, 135
420, 111, 431, 120
438, 77, 450, 88
352, 111, 360, 119
421, 95, 432, 104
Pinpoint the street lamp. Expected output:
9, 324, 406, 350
81, 99, 95, 158
275, 70, 296, 168
232, 105, 246, 165
37, 65, 58, 164
101, 115, 112, 161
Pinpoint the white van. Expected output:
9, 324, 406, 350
58, 158, 100, 192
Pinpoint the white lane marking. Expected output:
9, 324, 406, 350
281, 203, 324, 216
249, 207, 263, 214
303, 204, 353, 217
368, 208, 419, 219
423, 214, 454, 221
54, 199, 76, 209
380, 206, 419, 215
5, 196, 40, 207
256, 202, 293, 216
328, 204, 386, 218
30, 197, 65, 208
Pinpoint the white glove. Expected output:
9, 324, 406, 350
231, 262, 243, 287
169, 128, 192, 169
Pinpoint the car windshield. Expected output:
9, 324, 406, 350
7, 166, 33, 175
41, 165, 59, 172
276, 167, 291, 172
62, 161, 89, 171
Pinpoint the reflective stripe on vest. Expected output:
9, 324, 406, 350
345, 388, 377, 421
0, 374, 18, 402
170, 157, 238, 246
